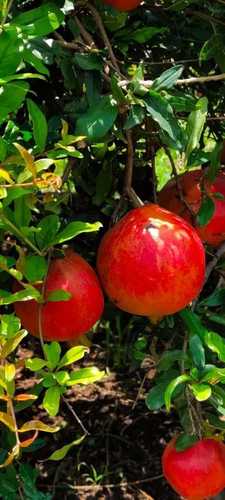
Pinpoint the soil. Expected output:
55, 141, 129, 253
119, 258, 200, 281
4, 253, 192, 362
17, 339, 181, 500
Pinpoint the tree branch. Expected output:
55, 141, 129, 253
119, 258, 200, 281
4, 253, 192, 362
119, 73, 225, 89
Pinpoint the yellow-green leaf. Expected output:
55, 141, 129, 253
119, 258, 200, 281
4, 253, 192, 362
13, 142, 36, 178
19, 420, 60, 433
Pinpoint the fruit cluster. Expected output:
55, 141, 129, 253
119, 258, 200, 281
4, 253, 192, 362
14, 168, 225, 499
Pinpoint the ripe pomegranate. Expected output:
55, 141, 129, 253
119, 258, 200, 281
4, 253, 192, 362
103, 0, 141, 11
158, 170, 225, 247
97, 204, 205, 321
162, 436, 225, 500
14, 249, 104, 342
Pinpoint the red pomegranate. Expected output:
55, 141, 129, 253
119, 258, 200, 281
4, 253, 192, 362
14, 249, 104, 342
158, 170, 225, 247
102, 0, 141, 11
162, 436, 225, 500
97, 204, 205, 321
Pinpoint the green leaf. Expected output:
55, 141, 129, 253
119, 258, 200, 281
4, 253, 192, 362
44, 342, 61, 370
67, 367, 105, 386
190, 383, 212, 401
179, 309, 206, 342
74, 53, 103, 71
27, 99, 48, 153
58, 346, 88, 369
23, 48, 50, 76
185, 97, 208, 163
144, 91, 183, 149
76, 96, 118, 141
0, 82, 29, 125
165, 374, 191, 411
152, 65, 184, 91
0, 28, 22, 78
0, 286, 41, 305
54, 371, 70, 385
23, 255, 47, 282
146, 382, 168, 410
124, 106, 145, 130
204, 331, 225, 363
200, 288, 225, 308
130, 27, 166, 44
53, 221, 102, 245
43, 386, 61, 417
93, 164, 113, 206
46, 290, 72, 302
35, 214, 61, 250
13, 3, 64, 38
158, 350, 190, 371
47, 435, 85, 461
196, 196, 215, 227
175, 434, 198, 452
25, 358, 46, 371
2, 330, 28, 358
189, 335, 205, 369
201, 365, 225, 385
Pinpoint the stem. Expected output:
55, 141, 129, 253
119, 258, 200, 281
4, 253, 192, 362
0, 211, 43, 256
85, 2, 121, 75
1, 0, 14, 26
123, 131, 144, 208
119, 72, 225, 89
38, 250, 53, 356
62, 395, 89, 435
205, 241, 225, 282
8, 398, 20, 447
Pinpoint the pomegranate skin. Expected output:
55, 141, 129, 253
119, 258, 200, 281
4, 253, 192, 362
162, 436, 225, 500
97, 204, 205, 319
103, 0, 141, 11
14, 250, 104, 342
159, 170, 225, 247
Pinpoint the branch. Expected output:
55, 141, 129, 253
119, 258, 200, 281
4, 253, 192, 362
118, 73, 225, 89
205, 241, 225, 282
85, 2, 121, 75
124, 130, 144, 208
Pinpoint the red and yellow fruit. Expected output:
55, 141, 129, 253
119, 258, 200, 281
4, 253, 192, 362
97, 204, 205, 321
159, 170, 225, 247
103, 0, 141, 11
14, 249, 104, 342
162, 436, 225, 500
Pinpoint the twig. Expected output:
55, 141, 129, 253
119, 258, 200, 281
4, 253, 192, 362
85, 2, 121, 74
38, 250, 53, 355
205, 241, 225, 282
53, 32, 79, 50
62, 395, 89, 435
0, 211, 43, 256
118, 73, 225, 89
187, 9, 225, 28
59, 475, 163, 491
74, 14, 96, 48
123, 130, 144, 208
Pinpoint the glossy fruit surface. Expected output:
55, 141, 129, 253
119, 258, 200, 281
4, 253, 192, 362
159, 170, 225, 246
97, 204, 205, 320
14, 249, 104, 342
103, 0, 141, 11
162, 436, 225, 500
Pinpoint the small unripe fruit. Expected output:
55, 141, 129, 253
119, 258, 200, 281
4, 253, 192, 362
162, 436, 225, 500
159, 170, 225, 247
14, 249, 104, 342
97, 204, 205, 321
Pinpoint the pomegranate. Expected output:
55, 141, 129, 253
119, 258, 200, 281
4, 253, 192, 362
97, 204, 205, 321
158, 170, 225, 246
14, 249, 104, 342
102, 0, 141, 11
162, 436, 225, 500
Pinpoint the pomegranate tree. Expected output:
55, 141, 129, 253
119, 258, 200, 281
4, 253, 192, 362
159, 170, 225, 247
97, 204, 205, 321
162, 436, 225, 500
14, 249, 104, 342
